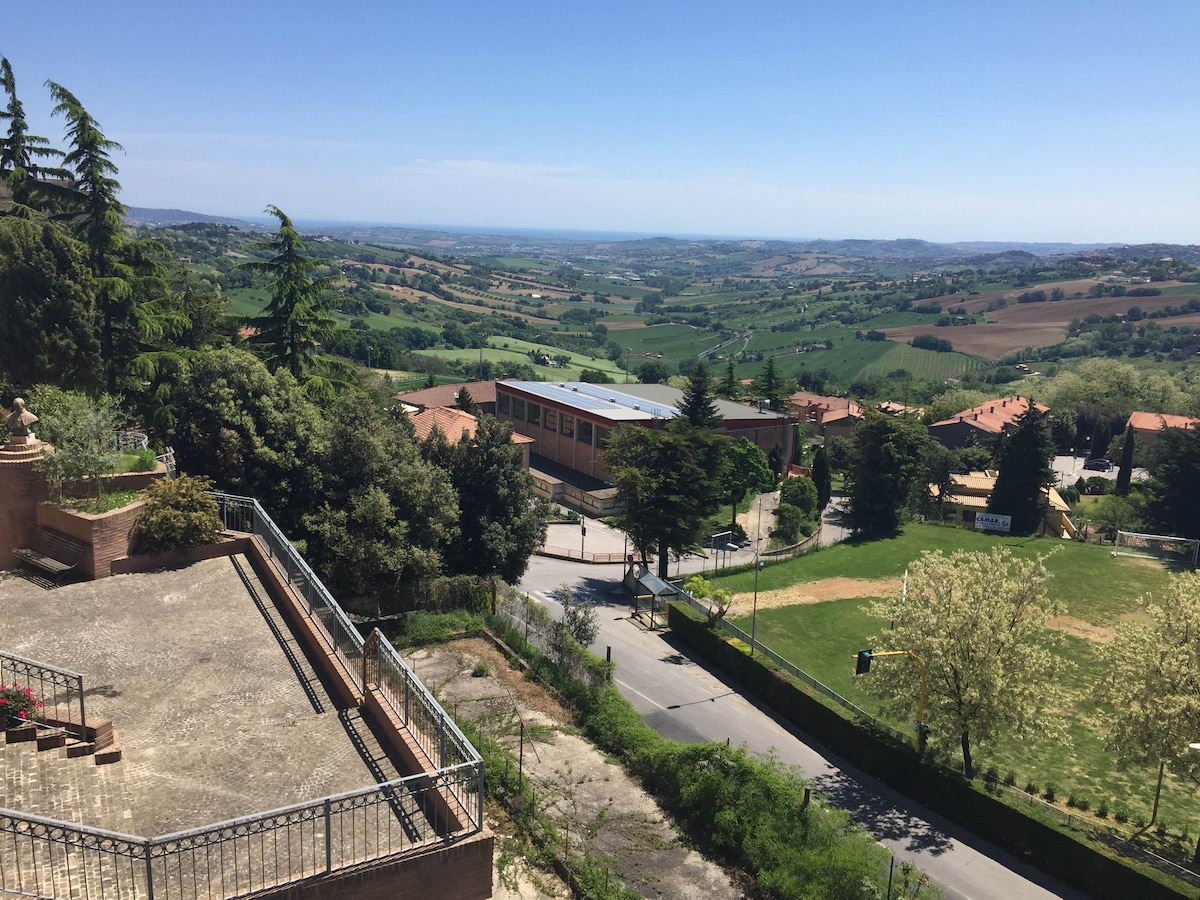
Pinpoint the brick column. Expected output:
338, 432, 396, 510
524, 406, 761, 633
0, 441, 49, 570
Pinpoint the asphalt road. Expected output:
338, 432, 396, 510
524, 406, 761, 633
517, 553, 1086, 900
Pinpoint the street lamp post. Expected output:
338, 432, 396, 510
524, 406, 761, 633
750, 547, 765, 657
580, 517, 586, 558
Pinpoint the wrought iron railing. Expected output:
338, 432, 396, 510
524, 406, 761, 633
0, 651, 87, 741
0, 765, 483, 900
209, 494, 365, 694
0, 491, 485, 899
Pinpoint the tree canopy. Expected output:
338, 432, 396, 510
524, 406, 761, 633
866, 548, 1068, 778
840, 411, 933, 537
987, 408, 1055, 535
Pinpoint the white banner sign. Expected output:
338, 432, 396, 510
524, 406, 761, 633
974, 513, 1012, 533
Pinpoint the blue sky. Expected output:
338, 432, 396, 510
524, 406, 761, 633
7, 2, 1198, 242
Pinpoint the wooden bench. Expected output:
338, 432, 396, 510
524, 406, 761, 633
12, 528, 86, 581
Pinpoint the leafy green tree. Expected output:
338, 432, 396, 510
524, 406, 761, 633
605, 423, 728, 578
811, 445, 832, 510
303, 396, 459, 613
433, 414, 548, 583
558, 583, 599, 646
27, 386, 120, 500
165, 348, 326, 532
840, 411, 933, 537
721, 437, 773, 533
637, 360, 672, 384
866, 549, 1067, 778
1096, 573, 1200, 841
987, 408, 1055, 535
242, 205, 336, 383
1144, 426, 1200, 539
678, 359, 721, 428
0, 215, 100, 390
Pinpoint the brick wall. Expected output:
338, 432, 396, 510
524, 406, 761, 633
0, 444, 49, 571
37, 501, 144, 579
261, 831, 494, 899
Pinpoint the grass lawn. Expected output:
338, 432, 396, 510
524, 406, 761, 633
713, 523, 1199, 846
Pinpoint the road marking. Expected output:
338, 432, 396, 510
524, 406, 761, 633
614, 678, 666, 711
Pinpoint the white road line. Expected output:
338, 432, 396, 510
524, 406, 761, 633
614, 677, 667, 710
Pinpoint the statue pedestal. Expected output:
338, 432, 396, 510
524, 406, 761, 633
7, 434, 37, 446
0, 441, 49, 570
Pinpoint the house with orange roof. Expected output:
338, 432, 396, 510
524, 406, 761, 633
928, 396, 1049, 449
1126, 410, 1199, 456
787, 392, 863, 442
406, 405, 533, 470
395, 381, 499, 414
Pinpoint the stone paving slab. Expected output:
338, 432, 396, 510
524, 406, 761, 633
0, 556, 408, 837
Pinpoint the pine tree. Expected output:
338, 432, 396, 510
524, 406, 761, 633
987, 408, 1055, 535
0, 57, 68, 211
242, 205, 336, 381
812, 445, 832, 510
1115, 423, 1134, 496
677, 360, 721, 428
720, 357, 738, 398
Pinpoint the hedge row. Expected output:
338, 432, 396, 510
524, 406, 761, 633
666, 600, 1199, 900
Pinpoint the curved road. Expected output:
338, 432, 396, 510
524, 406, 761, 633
518, 551, 1084, 899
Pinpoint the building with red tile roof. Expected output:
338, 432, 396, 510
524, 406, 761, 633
928, 395, 1049, 449
1126, 410, 1199, 455
787, 392, 863, 441
406, 405, 533, 469
395, 381, 499, 414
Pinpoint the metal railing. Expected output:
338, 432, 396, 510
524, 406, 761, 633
0, 651, 87, 740
210, 493, 365, 694
539, 545, 628, 564
0, 491, 485, 900
366, 630, 485, 828
1, 765, 483, 900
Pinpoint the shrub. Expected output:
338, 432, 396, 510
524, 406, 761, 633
472, 660, 492, 678
1096, 800, 1109, 819
1024, 780, 1038, 795
129, 448, 158, 472
1067, 792, 1090, 811
1113, 805, 1130, 824
1042, 784, 1057, 803
132, 475, 223, 555
1003, 770, 1017, 787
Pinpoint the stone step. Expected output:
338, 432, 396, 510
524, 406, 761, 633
35, 728, 67, 751
95, 730, 122, 765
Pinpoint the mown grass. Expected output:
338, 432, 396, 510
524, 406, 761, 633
714, 523, 1197, 846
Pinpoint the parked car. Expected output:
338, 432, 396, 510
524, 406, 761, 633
1083, 458, 1113, 472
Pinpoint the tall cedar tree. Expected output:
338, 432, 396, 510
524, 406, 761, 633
678, 360, 721, 428
987, 408, 1055, 535
1115, 422, 1135, 496
841, 411, 932, 537
719, 357, 738, 399
243, 205, 336, 381
48, 82, 174, 393
811, 445, 832, 510
1, 57, 68, 210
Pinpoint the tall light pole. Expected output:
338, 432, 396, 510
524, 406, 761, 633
750, 546, 764, 658
478, 336, 485, 382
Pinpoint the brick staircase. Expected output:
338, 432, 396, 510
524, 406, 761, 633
4, 708, 121, 765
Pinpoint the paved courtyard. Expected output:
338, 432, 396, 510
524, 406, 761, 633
0, 555, 406, 837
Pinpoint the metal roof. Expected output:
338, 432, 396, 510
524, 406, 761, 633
502, 382, 678, 422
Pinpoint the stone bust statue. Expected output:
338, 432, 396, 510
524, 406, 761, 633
7, 398, 38, 440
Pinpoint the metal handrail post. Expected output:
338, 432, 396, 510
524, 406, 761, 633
144, 841, 155, 900
324, 798, 333, 872
76, 672, 86, 741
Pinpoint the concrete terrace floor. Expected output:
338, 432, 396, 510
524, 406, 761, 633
0, 555, 405, 838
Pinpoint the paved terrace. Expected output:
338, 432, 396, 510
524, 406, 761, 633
0, 555, 412, 837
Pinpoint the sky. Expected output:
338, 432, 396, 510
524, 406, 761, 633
6, 1, 1199, 243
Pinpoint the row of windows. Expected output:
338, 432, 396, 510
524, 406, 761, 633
497, 394, 609, 446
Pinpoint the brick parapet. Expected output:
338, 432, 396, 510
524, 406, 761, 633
0, 443, 49, 571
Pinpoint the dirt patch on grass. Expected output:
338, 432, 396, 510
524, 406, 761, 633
729, 576, 901, 614
1045, 615, 1115, 643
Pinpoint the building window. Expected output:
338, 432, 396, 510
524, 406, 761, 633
544, 409, 557, 430
498, 393, 510, 415
528, 402, 541, 425
578, 420, 593, 445
512, 398, 525, 419
560, 414, 574, 438
595, 426, 610, 448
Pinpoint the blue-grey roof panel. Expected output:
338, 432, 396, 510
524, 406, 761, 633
505, 382, 679, 421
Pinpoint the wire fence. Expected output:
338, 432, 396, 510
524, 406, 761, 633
494, 590, 611, 691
